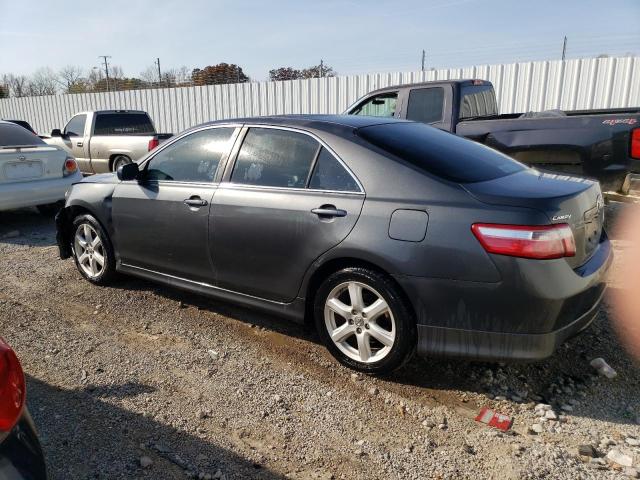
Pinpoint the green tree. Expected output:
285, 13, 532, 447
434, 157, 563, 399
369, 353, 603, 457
192, 63, 249, 85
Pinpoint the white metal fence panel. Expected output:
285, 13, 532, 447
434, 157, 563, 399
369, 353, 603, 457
1, 56, 638, 135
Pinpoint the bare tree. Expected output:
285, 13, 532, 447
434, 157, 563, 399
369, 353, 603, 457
140, 65, 158, 86
2, 73, 30, 97
58, 65, 84, 93
29, 67, 58, 95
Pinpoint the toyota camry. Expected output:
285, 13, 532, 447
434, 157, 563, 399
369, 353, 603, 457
55, 115, 611, 374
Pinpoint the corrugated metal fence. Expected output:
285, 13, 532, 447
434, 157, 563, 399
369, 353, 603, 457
1, 56, 639, 135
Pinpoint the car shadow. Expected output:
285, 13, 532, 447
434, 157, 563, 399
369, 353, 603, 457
0, 208, 57, 247
26, 375, 287, 480
106, 275, 639, 427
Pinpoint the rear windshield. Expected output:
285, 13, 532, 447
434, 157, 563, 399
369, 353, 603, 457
460, 85, 498, 119
93, 113, 155, 136
357, 122, 525, 183
0, 123, 46, 147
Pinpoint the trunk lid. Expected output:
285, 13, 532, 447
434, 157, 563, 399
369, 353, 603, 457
0, 146, 67, 184
463, 169, 604, 268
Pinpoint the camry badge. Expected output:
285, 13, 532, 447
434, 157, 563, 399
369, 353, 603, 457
552, 214, 571, 221
18, 155, 26, 161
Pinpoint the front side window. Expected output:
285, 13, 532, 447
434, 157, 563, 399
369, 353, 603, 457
351, 93, 397, 117
231, 128, 319, 188
94, 113, 155, 136
145, 127, 234, 182
309, 148, 360, 192
65, 114, 87, 137
406, 87, 445, 124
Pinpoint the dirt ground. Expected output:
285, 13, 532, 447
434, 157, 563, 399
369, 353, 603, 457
0, 202, 638, 480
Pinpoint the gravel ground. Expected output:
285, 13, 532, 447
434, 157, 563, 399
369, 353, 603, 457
0, 202, 638, 480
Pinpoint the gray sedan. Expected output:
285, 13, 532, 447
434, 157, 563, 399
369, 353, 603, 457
56, 115, 610, 374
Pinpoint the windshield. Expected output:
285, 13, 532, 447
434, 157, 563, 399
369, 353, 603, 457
357, 121, 525, 183
0, 123, 46, 147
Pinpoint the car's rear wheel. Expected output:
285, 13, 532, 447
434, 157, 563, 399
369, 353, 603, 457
111, 155, 132, 172
71, 214, 116, 284
314, 267, 416, 374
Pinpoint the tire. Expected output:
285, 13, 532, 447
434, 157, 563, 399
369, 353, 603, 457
111, 155, 132, 172
71, 214, 116, 285
314, 267, 416, 374
36, 201, 64, 217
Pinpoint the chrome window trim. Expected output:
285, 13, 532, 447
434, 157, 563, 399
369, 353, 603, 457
229, 123, 365, 194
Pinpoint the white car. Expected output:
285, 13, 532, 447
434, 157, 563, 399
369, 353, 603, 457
0, 120, 82, 214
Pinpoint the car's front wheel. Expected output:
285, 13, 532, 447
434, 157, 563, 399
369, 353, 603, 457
71, 214, 116, 284
314, 267, 416, 374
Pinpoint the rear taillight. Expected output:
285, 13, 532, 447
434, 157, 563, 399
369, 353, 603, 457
631, 128, 640, 159
0, 338, 25, 432
63, 157, 78, 177
471, 223, 576, 260
148, 138, 159, 151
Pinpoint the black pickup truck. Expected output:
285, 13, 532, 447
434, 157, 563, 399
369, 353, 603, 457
346, 80, 640, 193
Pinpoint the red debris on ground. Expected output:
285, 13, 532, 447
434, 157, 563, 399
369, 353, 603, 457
475, 407, 513, 431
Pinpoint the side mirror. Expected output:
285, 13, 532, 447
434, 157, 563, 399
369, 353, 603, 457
51, 128, 62, 137
117, 162, 139, 181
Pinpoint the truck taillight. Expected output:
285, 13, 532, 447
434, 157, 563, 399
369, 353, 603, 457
631, 128, 640, 159
148, 138, 159, 151
63, 157, 78, 177
471, 223, 576, 260
0, 338, 25, 432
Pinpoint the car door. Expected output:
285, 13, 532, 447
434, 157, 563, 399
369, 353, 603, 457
209, 126, 365, 303
348, 91, 401, 118
62, 114, 90, 170
112, 126, 239, 282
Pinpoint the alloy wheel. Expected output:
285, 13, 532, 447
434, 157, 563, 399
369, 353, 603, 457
74, 223, 106, 279
324, 281, 396, 363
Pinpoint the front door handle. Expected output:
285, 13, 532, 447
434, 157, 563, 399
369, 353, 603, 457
76, 142, 83, 147
183, 197, 208, 207
311, 206, 347, 218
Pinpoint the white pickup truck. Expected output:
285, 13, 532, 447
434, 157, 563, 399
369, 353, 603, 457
44, 110, 172, 174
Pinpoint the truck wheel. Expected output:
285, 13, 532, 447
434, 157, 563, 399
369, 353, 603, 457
112, 155, 132, 172
71, 214, 116, 285
314, 267, 417, 374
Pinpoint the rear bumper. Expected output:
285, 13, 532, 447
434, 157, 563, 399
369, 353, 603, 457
0, 409, 47, 479
0, 171, 81, 212
394, 234, 612, 361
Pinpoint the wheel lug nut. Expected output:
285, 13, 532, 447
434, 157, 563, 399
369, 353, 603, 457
348, 319, 354, 325
352, 309, 357, 315
356, 327, 362, 334
365, 324, 369, 329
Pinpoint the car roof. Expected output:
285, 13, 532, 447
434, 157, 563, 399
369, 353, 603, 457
198, 114, 409, 133
364, 78, 490, 94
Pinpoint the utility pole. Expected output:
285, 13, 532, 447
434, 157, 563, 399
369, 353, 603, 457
421, 49, 426, 72
98, 55, 111, 92
155, 57, 162, 87
561, 36, 567, 61
319, 59, 324, 78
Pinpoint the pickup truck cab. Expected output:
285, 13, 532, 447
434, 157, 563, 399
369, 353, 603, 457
346, 80, 640, 193
44, 110, 172, 174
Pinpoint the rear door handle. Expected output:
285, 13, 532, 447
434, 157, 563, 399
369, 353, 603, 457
311, 206, 347, 218
183, 197, 208, 207
76, 142, 83, 147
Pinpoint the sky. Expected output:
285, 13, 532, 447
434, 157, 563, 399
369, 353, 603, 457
1, 0, 639, 81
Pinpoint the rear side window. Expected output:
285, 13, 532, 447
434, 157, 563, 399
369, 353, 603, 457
145, 127, 234, 182
357, 122, 525, 183
64, 114, 86, 137
406, 87, 445, 124
231, 128, 319, 188
309, 148, 360, 192
0, 123, 45, 147
94, 113, 155, 136
351, 93, 397, 117
460, 85, 498, 119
